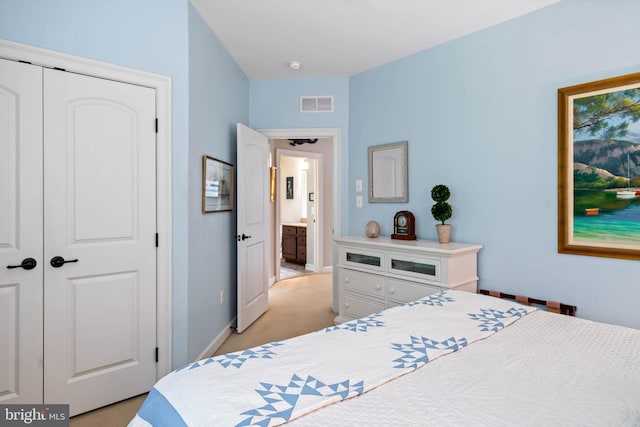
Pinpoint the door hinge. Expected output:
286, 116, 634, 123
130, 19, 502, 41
155, 347, 159, 363
155, 233, 159, 247
155, 118, 158, 133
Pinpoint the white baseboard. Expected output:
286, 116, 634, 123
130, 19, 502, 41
320, 265, 333, 274
195, 317, 236, 361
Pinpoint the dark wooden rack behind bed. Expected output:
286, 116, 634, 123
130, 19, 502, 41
479, 289, 577, 317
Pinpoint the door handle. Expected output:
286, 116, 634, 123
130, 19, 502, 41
237, 233, 252, 241
50, 256, 79, 268
7, 257, 37, 270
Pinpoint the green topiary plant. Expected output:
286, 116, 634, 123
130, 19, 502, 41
430, 184, 452, 225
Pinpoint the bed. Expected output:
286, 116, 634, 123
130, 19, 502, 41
129, 290, 640, 426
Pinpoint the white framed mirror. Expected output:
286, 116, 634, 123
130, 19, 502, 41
368, 140, 408, 203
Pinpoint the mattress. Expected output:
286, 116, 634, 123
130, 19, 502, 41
290, 309, 640, 426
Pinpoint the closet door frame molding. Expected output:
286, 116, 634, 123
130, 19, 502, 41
0, 39, 173, 377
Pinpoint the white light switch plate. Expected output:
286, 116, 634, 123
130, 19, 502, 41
356, 195, 363, 208
355, 179, 363, 192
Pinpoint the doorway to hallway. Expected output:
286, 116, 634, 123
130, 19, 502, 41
261, 128, 340, 313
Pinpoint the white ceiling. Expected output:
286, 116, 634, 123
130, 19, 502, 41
190, 0, 559, 80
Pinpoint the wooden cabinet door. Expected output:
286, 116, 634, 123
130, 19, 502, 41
282, 234, 297, 261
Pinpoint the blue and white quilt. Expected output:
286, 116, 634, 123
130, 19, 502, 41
128, 290, 535, 427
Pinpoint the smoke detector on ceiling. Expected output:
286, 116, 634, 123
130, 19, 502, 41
289, 60, 301, 70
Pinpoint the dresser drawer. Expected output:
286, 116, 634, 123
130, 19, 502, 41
297, 245, 306, 260
339, 246, 385, 272
341, 292, 384, 319
385, 278, 440, 304
339, 268, 384, 297
387, 254, 441, 283
282, 225, 297, 236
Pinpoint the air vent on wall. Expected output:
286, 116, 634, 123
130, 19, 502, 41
300, 96, 334, 113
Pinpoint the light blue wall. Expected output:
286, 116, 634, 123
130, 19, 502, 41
348, 0, 640, 329
187, 5, 249, 361
249, 77, 350, 233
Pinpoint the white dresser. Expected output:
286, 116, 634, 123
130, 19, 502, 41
335, 236, 482, 323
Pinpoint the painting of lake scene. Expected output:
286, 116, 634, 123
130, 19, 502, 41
558, 72, 640, 259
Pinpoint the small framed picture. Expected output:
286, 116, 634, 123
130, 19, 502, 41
286, 176, 294, 199
202, 155, 234, 213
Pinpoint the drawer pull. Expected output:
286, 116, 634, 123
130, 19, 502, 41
375, 284, 381, 291
389, 287, 396, 294
344, 302, 350, 308
344, 278, 350, 283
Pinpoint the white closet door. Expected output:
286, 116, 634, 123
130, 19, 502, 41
43, 69, 157, 415
0, 59, 44, 405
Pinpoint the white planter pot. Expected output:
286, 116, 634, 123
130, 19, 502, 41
436, 224, 451, 243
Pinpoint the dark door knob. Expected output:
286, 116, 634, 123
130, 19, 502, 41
7, 257, 37, 270
50, 256, 79, 268
241, 233, 252, 241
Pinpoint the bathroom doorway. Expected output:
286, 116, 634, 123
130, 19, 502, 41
278, 151, 320, 280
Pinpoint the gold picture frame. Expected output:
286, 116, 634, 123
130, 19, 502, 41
202, 155, 234, 213
269, 166, 277, 203
558, 72, 640, 260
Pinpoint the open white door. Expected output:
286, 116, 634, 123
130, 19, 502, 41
236, 123, 269, 333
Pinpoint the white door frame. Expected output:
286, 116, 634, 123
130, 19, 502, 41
275, 149, 323, 280
0, 39, 173, 377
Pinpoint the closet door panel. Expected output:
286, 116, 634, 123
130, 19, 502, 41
43, 69, 157, 415
73, 103, 137, 241
0, 59, 43, 405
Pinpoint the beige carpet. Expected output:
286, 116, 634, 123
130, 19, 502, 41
215, 272, 335, 355
69, 273, 334, 427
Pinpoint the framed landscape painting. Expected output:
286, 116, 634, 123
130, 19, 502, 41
558, 72, 640, 260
